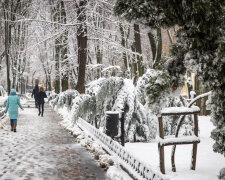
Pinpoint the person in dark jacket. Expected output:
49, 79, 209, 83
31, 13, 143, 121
37, 86, 47, 117
31, 85, 39, 108
6, 89, 24, 132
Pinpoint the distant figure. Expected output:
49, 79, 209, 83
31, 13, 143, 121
5, 89, 24, 132
32, 85, 39, 108
37, 86, 47, 117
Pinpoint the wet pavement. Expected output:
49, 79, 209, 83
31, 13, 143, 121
0, 104, 106, 180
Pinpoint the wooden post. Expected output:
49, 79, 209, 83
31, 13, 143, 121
158, 116, 164, 139
158, 116, 165, 174
191, 114, 198, 170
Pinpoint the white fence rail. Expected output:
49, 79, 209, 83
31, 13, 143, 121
77, 118, 169, 180
0, 109, 6, 120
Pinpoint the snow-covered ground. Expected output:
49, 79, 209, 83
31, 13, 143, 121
0, 106, 107, 180
126, 116, 225, 180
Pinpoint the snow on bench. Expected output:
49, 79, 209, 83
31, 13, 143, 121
157, 136, 200, 146
77, 118, 170, 180
160, 106, 200, 116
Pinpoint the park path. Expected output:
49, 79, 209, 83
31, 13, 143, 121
0, 104, 106, 180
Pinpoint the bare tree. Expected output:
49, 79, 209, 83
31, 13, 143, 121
76, 0, 87, 94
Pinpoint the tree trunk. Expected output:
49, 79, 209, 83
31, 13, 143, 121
3, 1, 11, 95
51, 1, 69, 93
148, 31, 156, 63
55, 44, 60, 94
76, 0, 88, 94
194, 76, 210, 115
120, 24, 128, 70
133, 24, 144, 77
53, 3, 61, 94
48, 75, 52, 91
153, 28, 162, 68
60, 1, 69, 92
148, 28, 162, 69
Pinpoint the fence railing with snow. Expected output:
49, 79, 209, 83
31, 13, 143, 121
77, 118, 169, 180
0, 108, 7, 129
0, 108, 6, 119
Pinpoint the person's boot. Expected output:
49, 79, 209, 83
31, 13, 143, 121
38, 112, 41, 116
13, 125, 17, 132
11, 126, 13, 131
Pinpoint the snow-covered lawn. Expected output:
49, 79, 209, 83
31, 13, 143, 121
126, 116, 225, 180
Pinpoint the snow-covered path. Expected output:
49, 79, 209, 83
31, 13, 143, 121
0, 105, 106, 180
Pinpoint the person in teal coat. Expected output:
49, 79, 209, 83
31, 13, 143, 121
5, 89, 24, 132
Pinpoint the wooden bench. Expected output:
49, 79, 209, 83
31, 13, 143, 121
158, 106, 200, 174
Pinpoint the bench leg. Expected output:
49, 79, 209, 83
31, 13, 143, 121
191, 143, 198, 170
191, 114, 198, 170
159, 145, 165, 174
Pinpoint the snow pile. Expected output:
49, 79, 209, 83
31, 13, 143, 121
77, 118, 170, 180
58, 116, 131, 180
107, 166, 126, 180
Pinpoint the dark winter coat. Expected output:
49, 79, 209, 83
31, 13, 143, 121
37, 91, 47, 104
32, 85, 39, 98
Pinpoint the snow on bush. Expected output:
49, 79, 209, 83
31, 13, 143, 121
86, 77, 151, 141
136, 69, 190, 138
57, 90, 79, 108
50, 69, 191, 142
137, 69, 183, 115
219, 168, 225, 180
112, 79, 149, 141
50, 77, 153, 142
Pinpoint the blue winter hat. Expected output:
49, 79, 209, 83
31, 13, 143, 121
10, 89, 17, 95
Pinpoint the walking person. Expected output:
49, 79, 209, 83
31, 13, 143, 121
5, 89, 24, 132
31, 84, 39, 108
37, 86, 47, 117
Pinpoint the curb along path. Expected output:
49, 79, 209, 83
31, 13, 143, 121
0, 104, 106, 180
